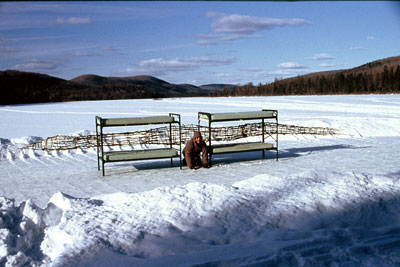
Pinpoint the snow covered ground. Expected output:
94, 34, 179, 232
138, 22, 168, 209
1, 94, 400, 266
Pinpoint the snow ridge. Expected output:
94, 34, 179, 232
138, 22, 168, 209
3, 169, 400, 266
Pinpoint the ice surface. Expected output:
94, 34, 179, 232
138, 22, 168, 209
1, 94, 400, 266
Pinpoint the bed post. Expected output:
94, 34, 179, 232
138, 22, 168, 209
178, 114, 182, 169
169, 120, 173, 166
100, 122, 105, 176
276, 110, 279, 161
262, 118, 265, 158
197, 113, 201, 132
198, 112, 212, 167
95, 116, 100, 171
170, 113, 182, 169
208, 115, 212, 167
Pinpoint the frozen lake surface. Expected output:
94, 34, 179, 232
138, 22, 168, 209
1, 94, 400, 266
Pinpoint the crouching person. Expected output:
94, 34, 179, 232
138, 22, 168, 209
183, 131, 209, 169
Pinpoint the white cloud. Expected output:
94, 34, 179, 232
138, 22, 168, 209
13, 59, 58, 71
237, 65, 312, 85
73, 46, 124, 57
197, 40, 218, 46
5, 35, 75, 43
122, 56, 236, 76
306, 53, 335, 60
367, 35, 376, 40
215, 72, 236, 79
0, 46, 19, 53
138, 43, 194, 53
221, 33, 263, 41
99, 45, 124, 55
241, 67, 264, 73
277, 62, 307, 69
207, 12, 310, 34
100, 46, 119, 52
193, 32, 262, 43
56, 17, 92, 25
195, 12, 310, 44
319, 63, 339, 68
74, 51, 100, 57
349, 46, 366, 51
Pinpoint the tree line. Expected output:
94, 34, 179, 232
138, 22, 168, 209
1, 82, 166, 105
212, 65, 400, 97
2, 62, 399, 105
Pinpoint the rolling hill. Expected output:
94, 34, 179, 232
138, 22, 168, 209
199, 84, 237, 92
212, 55, 400, 96
70, 74, 206, 96
297, 56, 400, 80
1, 55, 399, 105
0, 72, 210, 105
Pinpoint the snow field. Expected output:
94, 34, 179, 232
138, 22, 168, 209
1, 94, 400, 266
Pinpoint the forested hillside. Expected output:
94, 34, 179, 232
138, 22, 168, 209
1, 56, 399, 105
0, 71, 209, 105
212, 56, 400, 96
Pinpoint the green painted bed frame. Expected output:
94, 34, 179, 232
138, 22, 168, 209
198, 110, 278, 166
95, 113, 182, 176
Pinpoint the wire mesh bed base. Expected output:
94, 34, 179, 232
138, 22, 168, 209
23, 122, 339, 151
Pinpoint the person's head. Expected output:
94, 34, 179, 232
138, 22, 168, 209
193, 131, 202, 144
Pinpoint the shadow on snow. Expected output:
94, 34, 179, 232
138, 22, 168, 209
103, 144, 365, 175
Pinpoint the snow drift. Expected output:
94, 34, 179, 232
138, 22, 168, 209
2, 171, 400, 266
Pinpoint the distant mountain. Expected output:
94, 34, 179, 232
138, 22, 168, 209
0, 69, 66, 89
71, 74, 168, 87
0, 70, 73, 104
0, 72, 209, 105
1, 55, 399, 105
70, 74, 208, 96
199, 84, 237, 92
70, 74, 109, 86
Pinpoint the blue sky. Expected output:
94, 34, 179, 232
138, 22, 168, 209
1, 1, 400, 86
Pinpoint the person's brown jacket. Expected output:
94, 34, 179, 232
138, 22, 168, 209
183, 131, 208, 169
